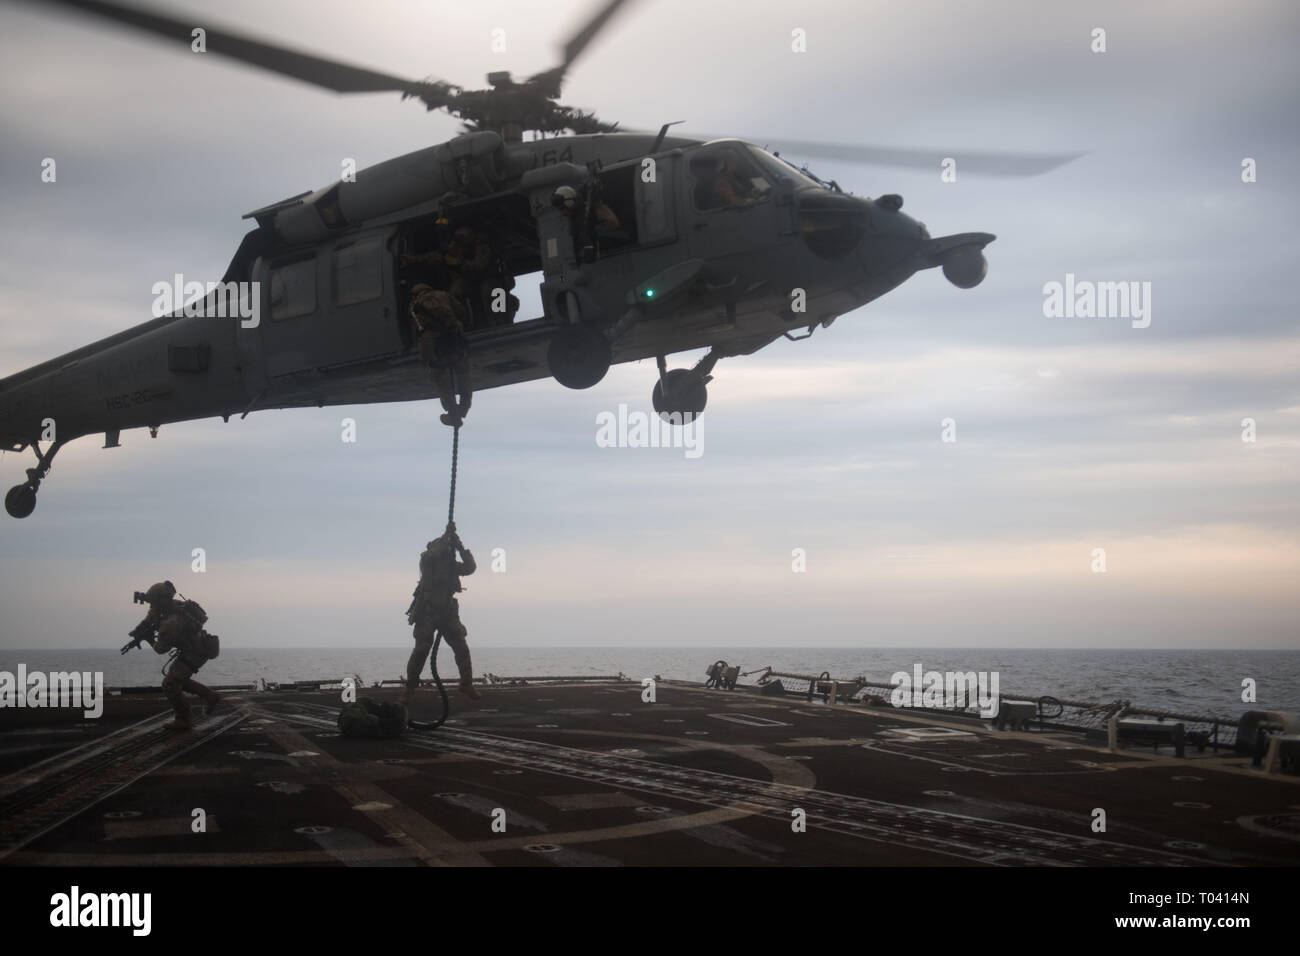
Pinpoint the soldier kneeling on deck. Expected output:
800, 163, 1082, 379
410, 282, 472, 427
123, 581, 223, 731
401, 524, 480, 704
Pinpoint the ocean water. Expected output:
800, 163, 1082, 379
3, 646, 1298, 719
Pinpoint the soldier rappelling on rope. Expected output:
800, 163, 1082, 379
401, 522, 480, 706
410, 283, 472, 427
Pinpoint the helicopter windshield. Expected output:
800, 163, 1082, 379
745, 147, 826, 190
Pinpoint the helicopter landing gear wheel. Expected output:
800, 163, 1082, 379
652, 369, 707, 422
5, 483, 37, 519
6, 439, 62, 519
548, 325, 611, 390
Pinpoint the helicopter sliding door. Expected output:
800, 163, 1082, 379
257, 229, 403, 377
636, 154, 676, 247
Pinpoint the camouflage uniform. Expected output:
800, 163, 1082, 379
409, 284, 472, 425
403, 532, 479, 701
132, 587, 220, 730
442, 228, 518, 329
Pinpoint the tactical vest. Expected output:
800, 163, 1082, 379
415, 549, 461, 611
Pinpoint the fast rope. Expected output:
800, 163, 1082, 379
448, 420, 459, 527
408, 418, 460, 731
407, 632, 448, 731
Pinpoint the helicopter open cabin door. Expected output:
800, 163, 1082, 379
254, 230, 403, 377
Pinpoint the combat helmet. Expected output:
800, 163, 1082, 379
145, 580, 176, 605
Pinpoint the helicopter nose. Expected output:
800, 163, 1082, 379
856, 195, 928, 275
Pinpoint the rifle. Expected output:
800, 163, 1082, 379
121, 621, 153, 655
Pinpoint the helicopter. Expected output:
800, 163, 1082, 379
0, 0, 1079, 519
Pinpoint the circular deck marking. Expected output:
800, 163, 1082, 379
103, 810, 142, 819
294, 826, 332, 835
1173, 801, 1211, 809
1165, 840, 1205, 850
536, 723, 558, 728
610, 748, 643, 756
524, 844, 561, 853
663, 719, 683, 723
492, 769, 523, 776
1172, 775, 1204, 782
611, 713, 631, 717
635, 806, 672, 815
685, 731, 709, 736
379, 758, 408, 765
923, 791, 956, 797
352, 801, 392, 812
270, 701, 820, 857
1236, 812, 1300, 843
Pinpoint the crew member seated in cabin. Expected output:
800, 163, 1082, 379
694, 148, 761, 210
409, 282, 472, 426
553, 185, 619, 262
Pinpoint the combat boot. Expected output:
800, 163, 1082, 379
204, 691, 225, 716
458, 679, 481, 701
163, 711, 193, 731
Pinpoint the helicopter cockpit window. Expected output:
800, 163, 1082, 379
332, 235, 384, 306
690, 145, 773, 212
746, 147, 823, 191
269, 257, 317, 322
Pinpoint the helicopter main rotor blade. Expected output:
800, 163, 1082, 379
745, 136, 1085, 178
529, 0, 641, 95
18, 0, 452, 103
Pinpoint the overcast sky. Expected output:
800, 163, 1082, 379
1, 0, 1297, 650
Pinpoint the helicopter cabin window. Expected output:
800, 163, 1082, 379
332, 236, 384, 306
691, 146, 773, 212
269, 257, 317, 322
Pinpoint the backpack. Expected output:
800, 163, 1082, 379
338, 697, 408, 738
199, 631, 220, 660
180, 599, 208, 628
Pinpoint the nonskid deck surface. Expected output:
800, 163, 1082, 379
1, 680, 1296, 866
